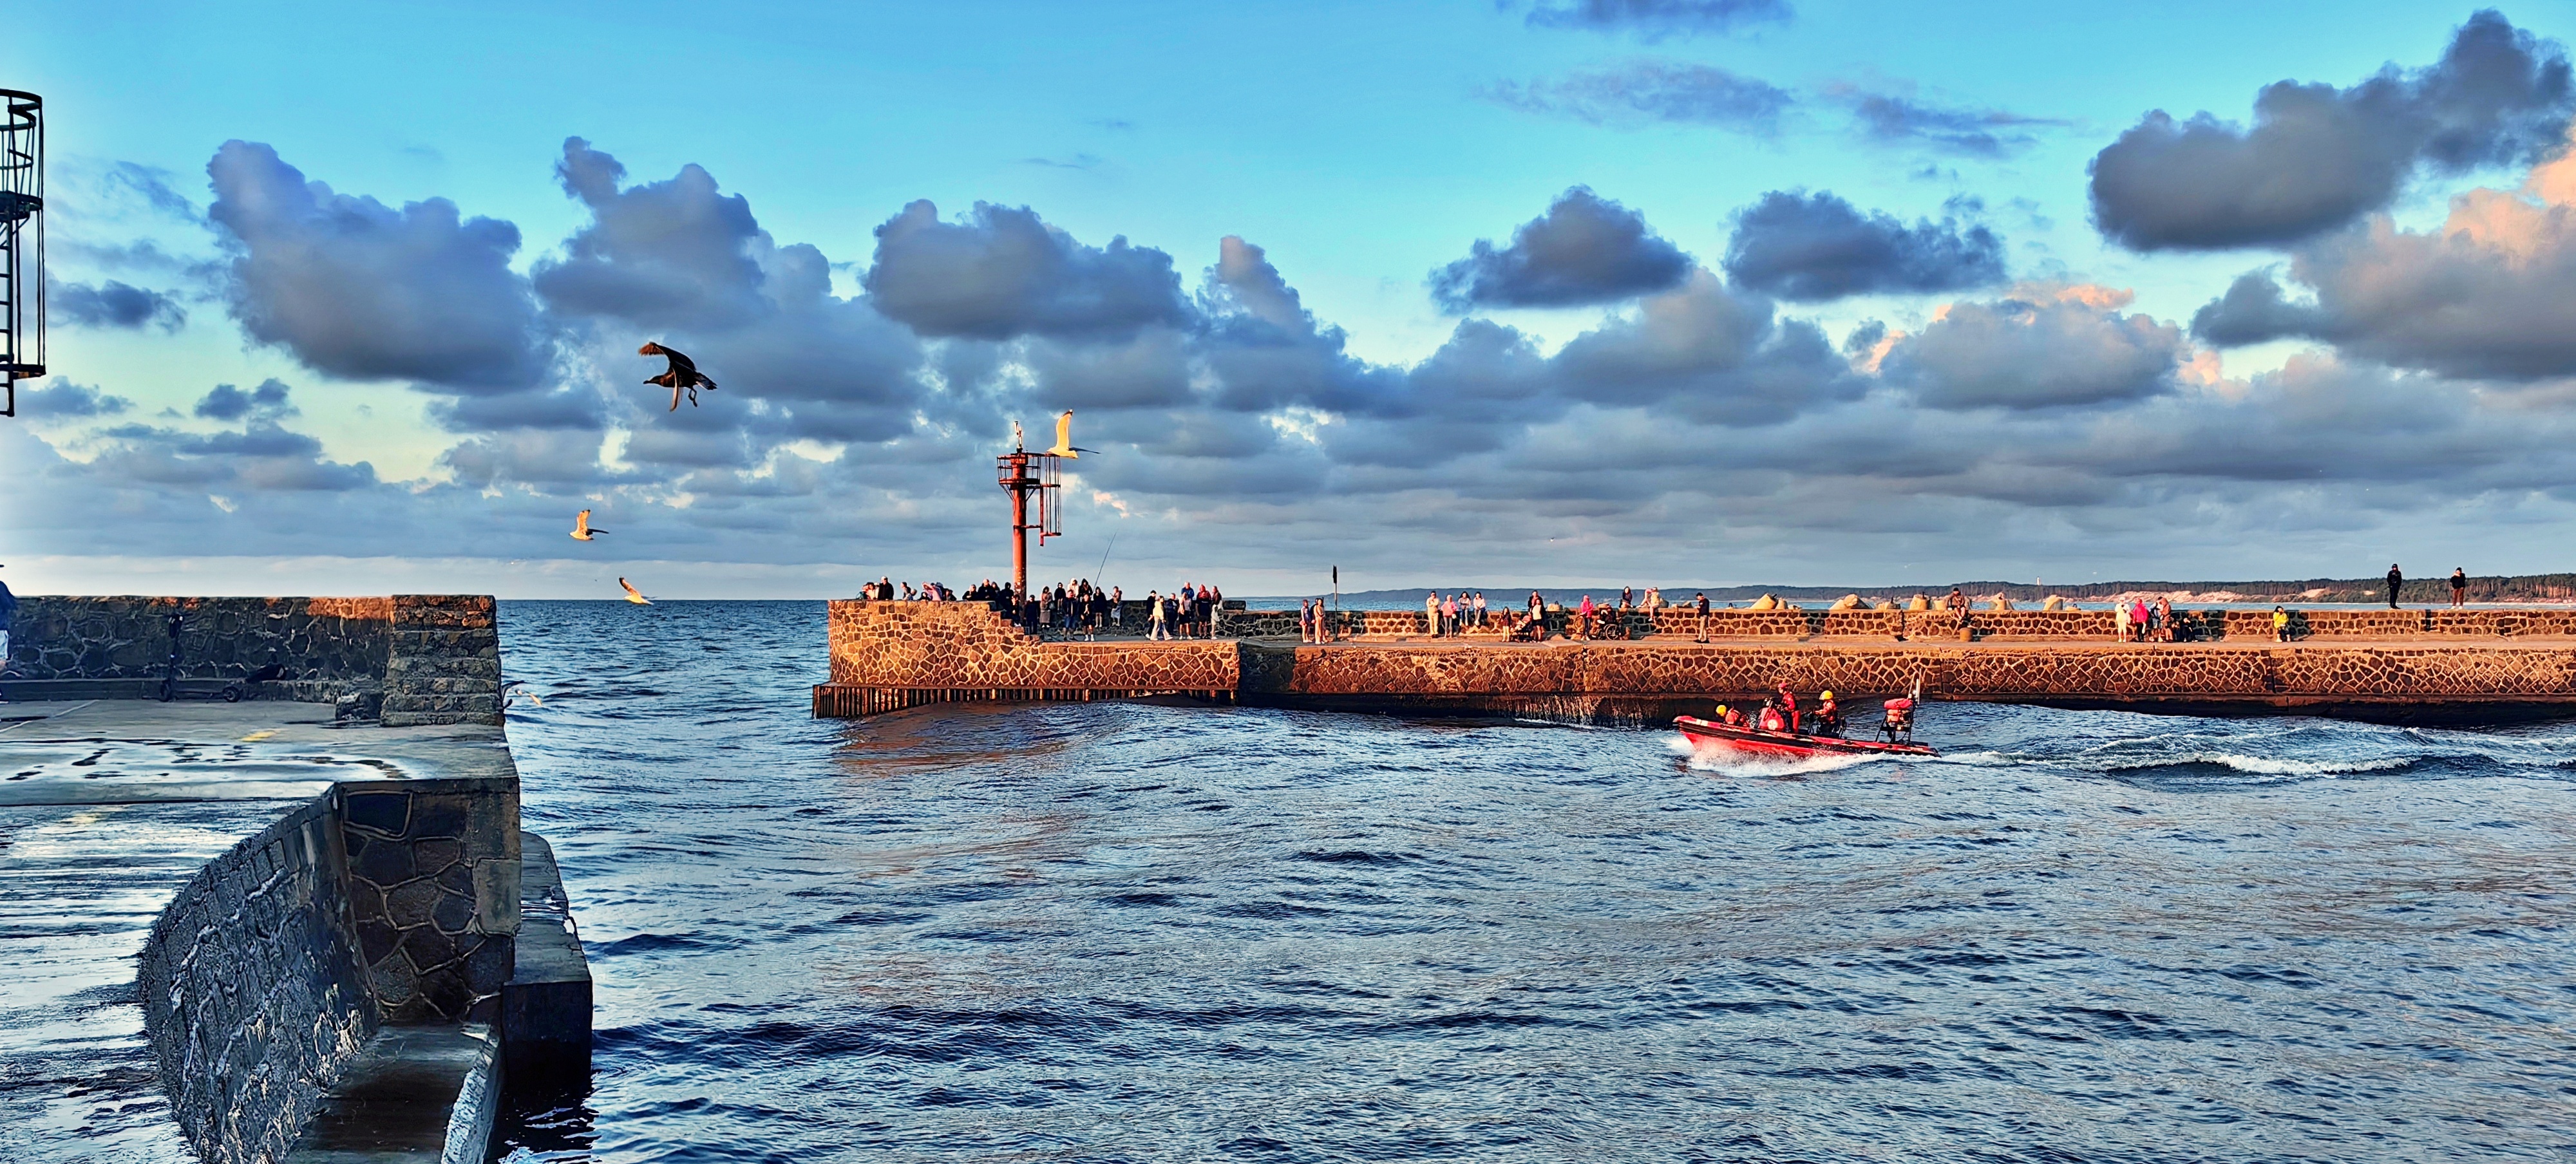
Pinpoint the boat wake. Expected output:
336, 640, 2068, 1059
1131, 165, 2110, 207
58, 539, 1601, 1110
1667, 734, 1886, 776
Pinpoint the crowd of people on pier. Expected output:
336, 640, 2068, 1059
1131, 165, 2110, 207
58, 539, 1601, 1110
858, 574, 1228, 641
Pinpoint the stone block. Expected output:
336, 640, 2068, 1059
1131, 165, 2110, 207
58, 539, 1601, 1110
342, 791, 409, 837
384, 879, 442, 926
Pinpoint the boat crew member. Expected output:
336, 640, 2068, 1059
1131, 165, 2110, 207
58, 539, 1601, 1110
1777, 684, 1801, 733
1814, 691, 1842, 737
1758, 697, 1786, 732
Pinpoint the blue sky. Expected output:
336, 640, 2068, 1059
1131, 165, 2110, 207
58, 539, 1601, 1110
11, 2, 2576, 596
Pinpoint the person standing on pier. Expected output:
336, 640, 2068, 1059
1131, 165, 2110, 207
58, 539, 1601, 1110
0, 565, 14, 684
1694, 592, 1710, 643
2452, 568, 2468, 608
2387, 564, 2404, 608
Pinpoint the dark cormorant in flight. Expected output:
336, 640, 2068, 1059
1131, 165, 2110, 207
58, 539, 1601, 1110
640, 342, 717, 411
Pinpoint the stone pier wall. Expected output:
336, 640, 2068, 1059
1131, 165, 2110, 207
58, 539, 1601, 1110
1240, 641, 2576, 720
1220, 605, 2576, 642
138, 794, 375, 1164
339, 778, 522, 1024
1, 594, 502, 725
8, 596, 393, 683
821, 600, 2576, 722
829, 600, 1237, 691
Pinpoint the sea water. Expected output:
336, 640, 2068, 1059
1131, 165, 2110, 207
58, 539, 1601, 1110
492, 600, 2576, 1162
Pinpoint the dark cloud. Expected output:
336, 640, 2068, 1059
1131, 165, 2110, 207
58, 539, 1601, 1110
1193, 236, 1396, 417
430, 386, 607, 433
1882, 290, 2190, 410
2186, 186, 2576, 379
1485, 61, 1795, 133
1508, 0, 1790, 39
2187, 270, 2321, 348
194, 378, 296, 421
864, 200, 1190, 341
1722, 190, 2006, 301
83, 415, 376, 493
207, 140, 548, 390
1837, 89, 2061, 157
54, 279, 187, 331
17, 380, 132, 418
2090, 10, 2575, 251
102, 161, 197, 219
1548, 269, 1857, 424
58, 238, 196, 274
1430, 187, 1692, 311
531, 137, 770, 329
520, 141, 927, 446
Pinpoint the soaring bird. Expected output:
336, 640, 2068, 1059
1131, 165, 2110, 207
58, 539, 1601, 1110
1046, 410, 1097, 459
570, 509, 607, 541
618, 577, 654, 605
640, 342, 718, 411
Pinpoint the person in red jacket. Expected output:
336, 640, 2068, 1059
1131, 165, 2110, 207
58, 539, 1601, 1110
1776, 684, 1801, 733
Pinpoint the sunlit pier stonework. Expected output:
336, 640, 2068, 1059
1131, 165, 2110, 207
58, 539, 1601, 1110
817, 601, 2576, 726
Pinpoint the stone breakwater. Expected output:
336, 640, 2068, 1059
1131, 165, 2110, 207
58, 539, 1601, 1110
3, 594, 502, 726
3, 690, 588, 1163
820, 601, 2576, 723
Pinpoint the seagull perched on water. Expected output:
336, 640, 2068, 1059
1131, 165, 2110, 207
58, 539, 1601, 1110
570, 509, 607, 541
618, 577, 653, 605
639, 342, 717, 411
1045, 410, 1095, 459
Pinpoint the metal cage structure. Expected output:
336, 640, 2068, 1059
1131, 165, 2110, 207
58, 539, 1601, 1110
0, 89, 41, 418
1032, 452, 1063, 544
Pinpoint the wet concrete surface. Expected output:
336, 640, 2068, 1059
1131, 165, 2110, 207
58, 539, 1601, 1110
0, 700, 512, 1162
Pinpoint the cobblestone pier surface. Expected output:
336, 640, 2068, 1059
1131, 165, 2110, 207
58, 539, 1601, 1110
0, 697, 588, 1163
819, 601, 2576, 724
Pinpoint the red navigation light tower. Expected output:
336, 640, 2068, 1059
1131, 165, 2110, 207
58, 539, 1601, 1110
996, 426, 1063, 599
0, 89, 42, 418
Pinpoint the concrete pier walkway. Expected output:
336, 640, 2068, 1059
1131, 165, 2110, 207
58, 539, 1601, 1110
0, 698, 582, 1163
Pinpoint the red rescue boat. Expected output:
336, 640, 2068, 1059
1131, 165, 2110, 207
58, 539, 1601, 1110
1674, 697, 1938, 759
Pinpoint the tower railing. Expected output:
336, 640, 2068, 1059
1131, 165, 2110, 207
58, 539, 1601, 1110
0, 89, 43, 418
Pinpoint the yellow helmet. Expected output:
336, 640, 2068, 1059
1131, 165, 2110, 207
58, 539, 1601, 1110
1821, 690, 1834, 700
1714, 704, 1728, 715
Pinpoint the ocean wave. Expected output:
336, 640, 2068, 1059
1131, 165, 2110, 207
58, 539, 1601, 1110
2093, 751, 2420, 778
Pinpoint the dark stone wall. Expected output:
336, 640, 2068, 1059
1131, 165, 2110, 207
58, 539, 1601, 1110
339, 777, 522, 1024
8, 596, 393, 684
3, 594, 504, 725
137, 794, 375, 1164
381, 595, 502, 727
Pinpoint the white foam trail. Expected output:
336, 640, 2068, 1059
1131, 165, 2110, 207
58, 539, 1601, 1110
1667, 734, 1886, 776
2096, 751, 2416, 778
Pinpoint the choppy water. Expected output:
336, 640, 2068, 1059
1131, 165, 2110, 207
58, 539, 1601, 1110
492, 600, 2576, 1162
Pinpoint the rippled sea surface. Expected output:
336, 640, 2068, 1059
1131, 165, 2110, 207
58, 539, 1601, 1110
492, 600, 2576, 1163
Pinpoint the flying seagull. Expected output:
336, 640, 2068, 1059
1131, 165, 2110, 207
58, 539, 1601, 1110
619, 577, 654, 605
570, 509, 607, 541
640, 342, 718, 411
1046, 410, 1096, 459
